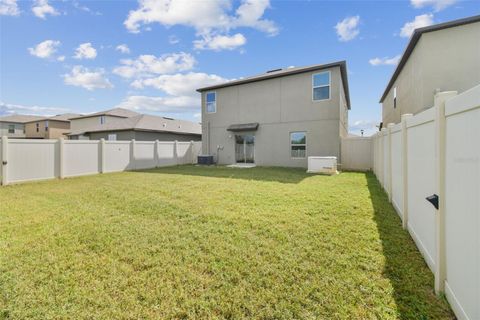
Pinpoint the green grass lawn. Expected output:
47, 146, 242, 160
0, 166, 453, 319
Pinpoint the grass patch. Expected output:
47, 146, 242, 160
0, 166, 453, 319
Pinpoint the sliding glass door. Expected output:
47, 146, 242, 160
235, 134, 255, 163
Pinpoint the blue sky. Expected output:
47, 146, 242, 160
1, 0, 478, 135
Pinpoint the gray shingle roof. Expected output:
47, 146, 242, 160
196, 61, 351, 109
48, 113, 82, 122
68, 114, 201, 136
0, 114, 47, 123
69, 108, 140, 120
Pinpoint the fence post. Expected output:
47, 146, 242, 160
1, 136, 8, 186
401, 114, 412, 230
190, 141, 195, 164
380, 128, 387, 188
173, 140, 178, 165
387, 123, 395, 202
99, 138, 105, 173
59, 138, 65, 179
433, 91, 457, 295
154, 140, 160, 167
130, 139, 136, 170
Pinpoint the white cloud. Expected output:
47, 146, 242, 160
169, 35, 180, 44
32, 0, 59, 19
131, 72, 228, 96
194, 33, 246, 51
72, 1, 101, 15
63, 66, 113, 90
57, 55, 65, 62
124, 0, 277, 51
410, 0, 458, 11
400, 14, 434, 38
0, 101, 68, 116
369, 55, 401, 66
349, 120, 380, 137
335, 16, 360, 42
0, 0, 20, 16
73, 42, 97, 59
28, 40, 61, 59
124, 0, 277, 35
116, 44, 130, 54
114, 95, 199, 113
113, 52, 196, 79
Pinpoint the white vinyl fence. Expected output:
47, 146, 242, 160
373, 85, 480, 320
341, 137, 373, 171
0, 138, 202, 185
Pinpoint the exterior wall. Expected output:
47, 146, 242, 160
46, 121, 70, 139
69, 115, 125, 131
202, 66, 345, 167
0, 122, 26, 138
84, 130, 201, 142
382, 21, 480, 124
25, 120, 70, 139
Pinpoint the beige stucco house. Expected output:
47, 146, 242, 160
380, 15, 480, 125
69, 108, 140, 136
25, 113, 80, 139
0, 115, 46, 138
197, 61, 350, 168
68, 110, 201, 141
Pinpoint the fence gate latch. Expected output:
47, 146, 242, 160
2, 161, 6, 166
426, 194, 439, 210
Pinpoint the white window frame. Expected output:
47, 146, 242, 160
312, 71, 331, 102
100, 115, 106, 124
290, 131, 307, 159
8, 124, 15, 134
108, 134, 117, 141
205, 91, 217, 114
45, 120, 49, 132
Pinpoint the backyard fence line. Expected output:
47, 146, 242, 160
0, 138, 202, 185
340, 136, 373, 171
372, 84, 480, 320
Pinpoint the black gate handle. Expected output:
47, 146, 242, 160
426, 194, 439, 210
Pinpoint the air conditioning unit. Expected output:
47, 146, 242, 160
307, 156, 338, 175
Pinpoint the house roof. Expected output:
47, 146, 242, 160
379, 15, 480, 103
22, 113, 83, 123
48, 113, 82, 122
0, 114, 47, 123
69, 108, 140, 120
197, 61, 351, 109
67, 114, 201, 136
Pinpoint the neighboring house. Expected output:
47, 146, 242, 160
380, 15, 480, 125
69, 108, 140, 138
197, 61, 350, 167
0, 114, 47, 138
25, 113, 81, 139
67, 114, 201, 141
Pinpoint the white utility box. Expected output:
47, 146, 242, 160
307, 156, 338, 174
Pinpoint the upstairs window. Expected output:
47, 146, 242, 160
313, 71, 330, 101
393, 87, 397, 109
290, 132, 306, 158
45, 120, 49, 132
8, 124, 14, 134
100, 115, 106, 124
36, 122, 39, 132
206, 92, 216, 113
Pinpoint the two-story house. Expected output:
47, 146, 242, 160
25, 113, 80, 139
69, 108, 140, 139
0, 115, 46, 138
380, 15, 480, 125
197, 61, 350, 168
